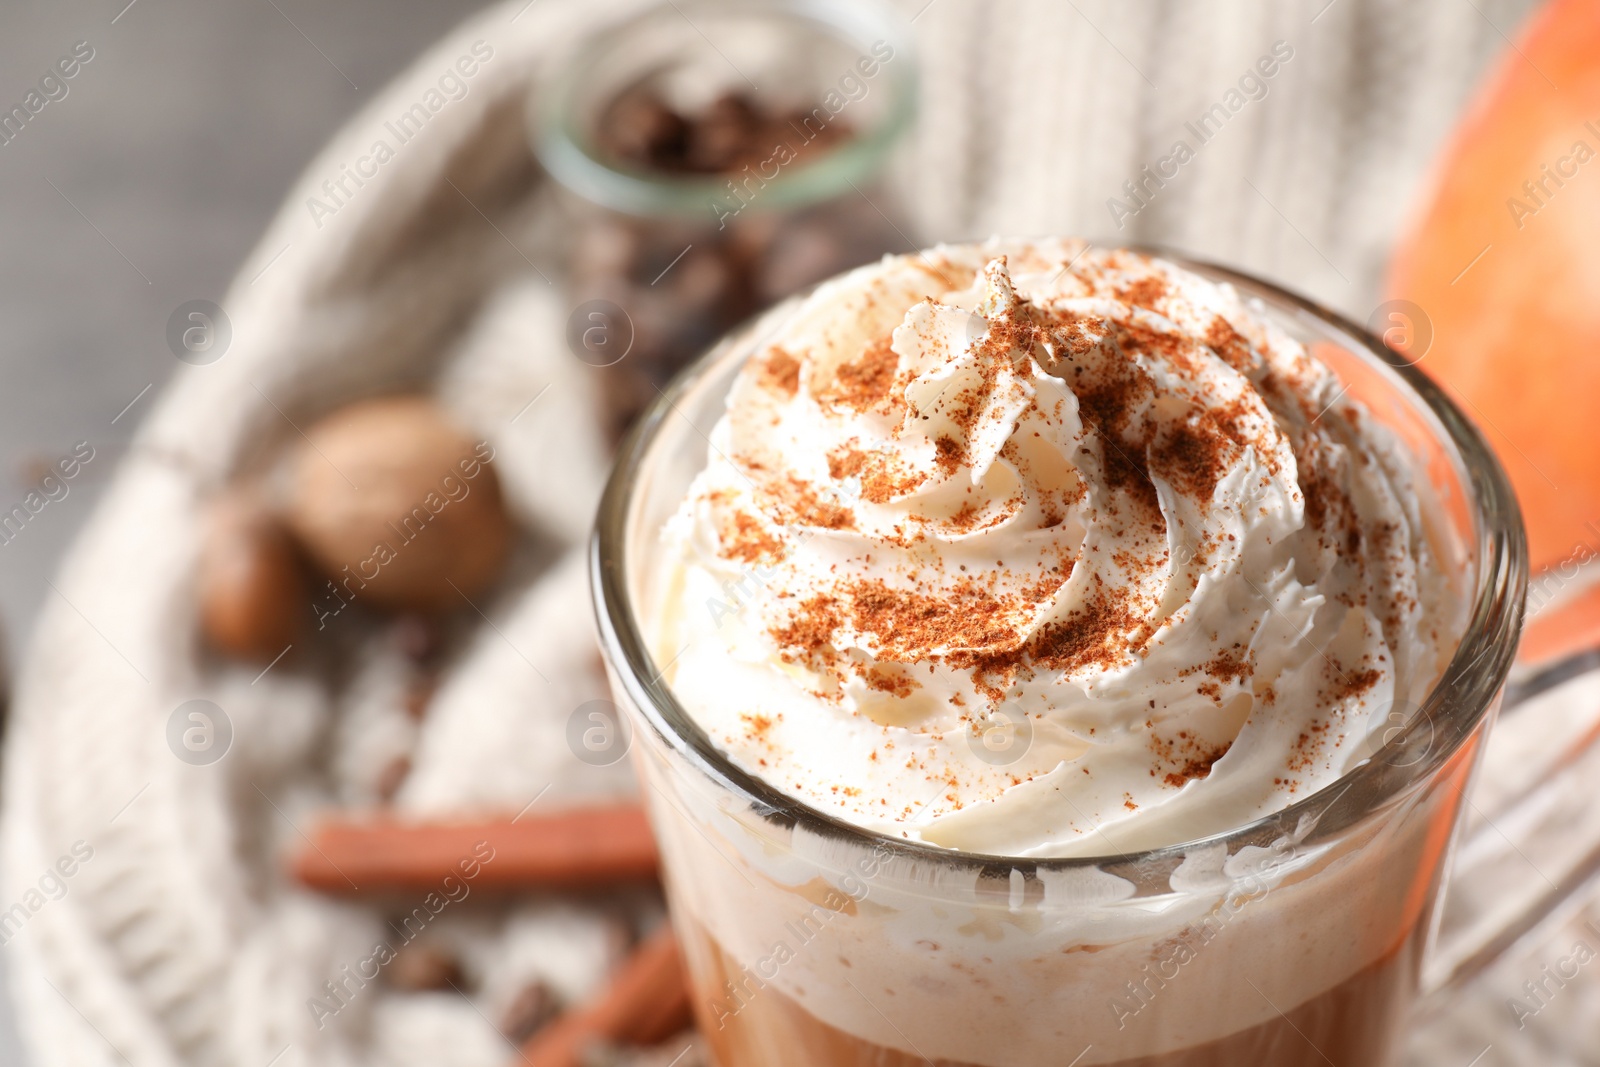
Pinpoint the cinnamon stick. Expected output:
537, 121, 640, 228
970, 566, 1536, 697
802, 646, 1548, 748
291, 804, 659, 894
516, 925, 692, 1067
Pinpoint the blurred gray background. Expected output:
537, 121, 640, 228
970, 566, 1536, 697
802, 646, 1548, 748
0, 2, 486, 1058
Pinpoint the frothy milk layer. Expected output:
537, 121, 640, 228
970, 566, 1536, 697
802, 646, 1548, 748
640, 765, 1459, 1064
655, 239, 1463, 858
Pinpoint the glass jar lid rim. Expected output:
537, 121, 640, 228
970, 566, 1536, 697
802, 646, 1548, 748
535, 0, 919, 218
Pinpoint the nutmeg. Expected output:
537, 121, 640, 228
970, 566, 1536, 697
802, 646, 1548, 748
199, 491, 306, 662
285, 396, 511, 614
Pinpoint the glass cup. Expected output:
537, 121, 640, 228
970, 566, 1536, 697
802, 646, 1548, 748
590, 252, 1577, 1065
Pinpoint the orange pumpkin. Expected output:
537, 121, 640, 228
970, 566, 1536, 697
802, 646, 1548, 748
1387, 0, 1600, 574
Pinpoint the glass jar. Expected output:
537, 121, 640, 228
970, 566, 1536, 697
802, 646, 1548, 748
535, 0, 918, 437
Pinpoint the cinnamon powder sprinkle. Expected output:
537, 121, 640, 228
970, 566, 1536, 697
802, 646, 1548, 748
1075, 371, 1159, 516
862, 665, 920, 698
740, 712, 775, 740
858, 451, 929, 504
1027, 588, 1144, 675
769, 572, 1081, 691
848, 578, 1035, 661
933, 436, 965, 478
1298, 443, 1361, 559
1163, 743, 1231, 788
1203, 315, 1254, 373
718, 509, 785, 565
1149, 730, 1234, 788
816, 335, 899, 412
1202, 651, 1253, 684
759, 346, 802, 397
1150, 421, 1230, 502
771, 594, 843, 670
945, 502, 985, 533
827, 445, 868, 481
777, 475, 855, 531
1329, 666, 1382, 702
1116, 276, 1168, 312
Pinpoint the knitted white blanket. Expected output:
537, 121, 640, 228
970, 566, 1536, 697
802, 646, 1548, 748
6, 1, 1583, 1065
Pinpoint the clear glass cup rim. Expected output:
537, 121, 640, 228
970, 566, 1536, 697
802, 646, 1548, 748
534, 0, 918, 219
591, 247, 1529, 876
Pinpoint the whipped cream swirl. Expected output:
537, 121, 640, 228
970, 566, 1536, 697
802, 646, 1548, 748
655, 239, 1462, 858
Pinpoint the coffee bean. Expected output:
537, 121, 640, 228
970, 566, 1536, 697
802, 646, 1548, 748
375, 754, 412, 803
392, 614, 443, 664
599, 89, 690, 169
385, 943, 464, 992
501, 979, 561, 1044
687, 93, 762, 172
